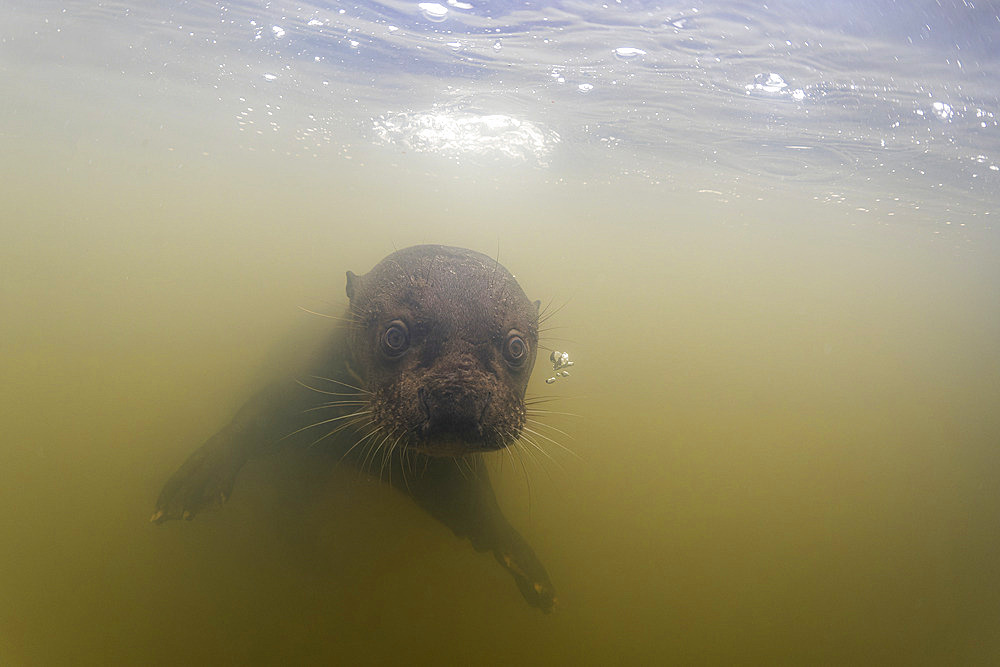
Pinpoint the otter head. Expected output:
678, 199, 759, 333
344, 245, 539, 457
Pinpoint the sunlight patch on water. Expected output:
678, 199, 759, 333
372, 110, 558, 163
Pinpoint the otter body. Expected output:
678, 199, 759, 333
152, 245, 555, 610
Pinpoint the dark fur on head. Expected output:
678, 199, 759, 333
344, 245, 539, 457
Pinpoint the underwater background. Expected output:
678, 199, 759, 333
2, 1, 999, 663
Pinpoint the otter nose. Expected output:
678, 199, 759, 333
418, 386, 492, 441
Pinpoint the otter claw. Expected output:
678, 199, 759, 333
151, 436, 243, 526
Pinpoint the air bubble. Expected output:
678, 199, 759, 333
418, 3, 448, 22
614, 47, 647, 60
931, 101, 954, 121
746, 72, 787, 93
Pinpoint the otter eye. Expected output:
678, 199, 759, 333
380, 320, 409, 357
503, 332, 528, 367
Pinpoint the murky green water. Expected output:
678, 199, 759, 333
3, 1, 1000, 664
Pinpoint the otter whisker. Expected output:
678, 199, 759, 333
498, 427, 531, 490
310, 413, 375, 447
296, 383, 355, 397
451, 456, 472, 480
308, 409, 376, 445
521, 425, 579, 460
537, 327, 573, 338
523, 397, 571, 407
345, 308, 366, 326
537, 335, 577, 348
400, 446, 415, 491
384, 256, 414, 289
412, 447, 431, 480
370, 428, 397, 481
295, 380, 372, 396
301, 400, 369, 412
365, 424, 400, 478
397, 444, 410, 492
497, 429, 517, 474
514, 432, 547, 467
382, 430, 406, 485
518, 432, 564, 475
308, 415, 374, 451
524, 394, 559, 402
296, 305, 355, 322
508, 436, 533, 517
524, 418, 574, 440
304, 376, 373, 395
538, 295, 574, 325
400, 446, 412, 477
358, 426, 386, 475
525, 407, 581, 418
280, 410, 373, 442
307, 397, 368, 404
419, 453, 431, 478
314, 396, 367, 402
340, 425, 382, 464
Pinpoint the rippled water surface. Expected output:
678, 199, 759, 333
2, 1, 1000, 664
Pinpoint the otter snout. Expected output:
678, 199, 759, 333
417, 385, 493, 444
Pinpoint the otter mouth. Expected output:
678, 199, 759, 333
409, 433, 501, 457
409, 388, 510, 457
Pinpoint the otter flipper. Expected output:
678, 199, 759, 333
399, 456, 557, 612
151, 383, 297, 523
150, 429, 247, 523
490, 523, 558, 611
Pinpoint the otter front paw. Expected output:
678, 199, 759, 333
496, 546, 558, 613
150, 444, 242, 524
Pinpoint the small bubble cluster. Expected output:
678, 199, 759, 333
544, 350, 575, 384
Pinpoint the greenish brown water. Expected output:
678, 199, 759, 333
3, 149, 999, 664
3, 1, 1000, 664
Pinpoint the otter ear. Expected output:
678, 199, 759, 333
346, 271, 358, 300
534, 299, 541, 313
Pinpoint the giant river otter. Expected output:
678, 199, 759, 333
152, 245, 556, 611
